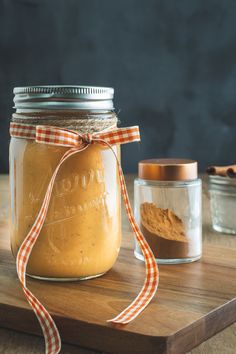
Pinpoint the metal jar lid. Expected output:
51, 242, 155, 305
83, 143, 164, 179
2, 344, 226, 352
138, 158, 198, 181
13, 85, 114, 110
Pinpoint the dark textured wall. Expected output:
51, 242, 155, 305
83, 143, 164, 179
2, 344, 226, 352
1, 0, 236, 173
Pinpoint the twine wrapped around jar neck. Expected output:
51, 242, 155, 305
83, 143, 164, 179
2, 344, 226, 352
12, 110, 118, 133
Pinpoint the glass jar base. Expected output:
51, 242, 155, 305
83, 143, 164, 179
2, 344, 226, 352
212, 224, 236, 235
26, 272, 106, 282
134, 250, 201, 264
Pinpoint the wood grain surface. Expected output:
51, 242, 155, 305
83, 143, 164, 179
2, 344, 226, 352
1, 174, 236, 354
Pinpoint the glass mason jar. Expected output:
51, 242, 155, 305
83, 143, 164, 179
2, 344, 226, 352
134, 159, 202, 264
9, 86, 121, 280
209, 175, 236, 234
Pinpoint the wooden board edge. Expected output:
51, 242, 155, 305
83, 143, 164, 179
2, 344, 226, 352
167, 297, 236, 354
0, 303, 168, 354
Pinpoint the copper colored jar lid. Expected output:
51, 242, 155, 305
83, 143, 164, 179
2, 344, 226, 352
138, 159, 198, 181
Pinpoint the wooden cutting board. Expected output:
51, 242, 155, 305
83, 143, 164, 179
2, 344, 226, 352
1, 218, 236, 354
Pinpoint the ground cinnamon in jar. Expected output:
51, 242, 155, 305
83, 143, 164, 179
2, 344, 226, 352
140, 203, 189, 259
134, 159, 202, 264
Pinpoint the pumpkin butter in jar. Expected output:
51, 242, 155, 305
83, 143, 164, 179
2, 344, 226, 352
10, 86, 121, 280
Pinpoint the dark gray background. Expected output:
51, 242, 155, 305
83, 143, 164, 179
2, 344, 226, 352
1, 0, 236, 173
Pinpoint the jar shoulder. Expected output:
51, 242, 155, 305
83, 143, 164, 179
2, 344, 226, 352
134, 178, 202, 188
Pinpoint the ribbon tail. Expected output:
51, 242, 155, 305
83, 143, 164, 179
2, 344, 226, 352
16, 146, 88, 354
96, 139, 159, 324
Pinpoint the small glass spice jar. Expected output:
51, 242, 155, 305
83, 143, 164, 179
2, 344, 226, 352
134, 159, 202, 264
9, 85, 121, 280
209, 175, 236, 234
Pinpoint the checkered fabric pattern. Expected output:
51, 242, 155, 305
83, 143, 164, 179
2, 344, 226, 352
10, 122, 159, 354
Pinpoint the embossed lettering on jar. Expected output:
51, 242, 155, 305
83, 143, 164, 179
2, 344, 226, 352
10, 86, 121, 280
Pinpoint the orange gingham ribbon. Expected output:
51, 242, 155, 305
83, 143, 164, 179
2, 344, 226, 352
10, 122, 159, 354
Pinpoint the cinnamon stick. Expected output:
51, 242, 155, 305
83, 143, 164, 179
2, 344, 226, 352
227, 167, 236, 178
206, 165, 236, 178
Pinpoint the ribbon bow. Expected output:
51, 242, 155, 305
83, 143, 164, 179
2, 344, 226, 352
10, 122, 159, 354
